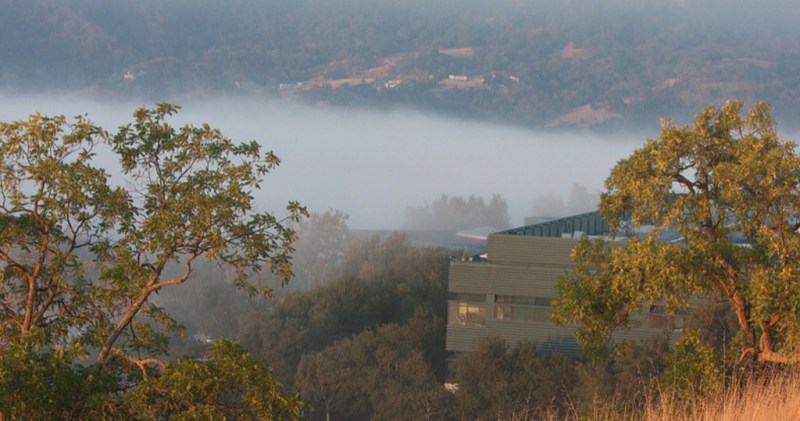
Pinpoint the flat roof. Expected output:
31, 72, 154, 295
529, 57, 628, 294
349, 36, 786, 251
498, 211, 611, 238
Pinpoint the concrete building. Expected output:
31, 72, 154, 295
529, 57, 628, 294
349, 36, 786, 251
445, 211, 687, 356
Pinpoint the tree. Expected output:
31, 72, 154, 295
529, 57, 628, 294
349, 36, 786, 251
553, 101, 800, 365
0, 342, 113, 419
0, 104, 306, 415
569, 337, 669, 414
121, 339, 305, 420
290, 208, 351, 291
661, 329, 723, 395
530, 183, 600, 218
295, 318, 451, 421
453, 337, 576, 420
238, 233, 450, 385
295, 350, 347, 421
403, 194, 510, 231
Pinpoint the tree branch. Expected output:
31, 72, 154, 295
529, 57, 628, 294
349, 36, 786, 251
97, 258, 194, 364
672, 172, 696, 193
108, 347, 165, 378
30, 286, 56, 329
758, 349, 800, 365
147, 258, 194, 292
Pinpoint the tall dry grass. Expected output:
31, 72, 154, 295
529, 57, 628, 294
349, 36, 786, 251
544, 369, 800, 421
645, 370, 800, 421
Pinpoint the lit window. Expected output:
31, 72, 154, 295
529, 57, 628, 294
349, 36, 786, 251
495, 296, 550, 322
448, 294, 486, 326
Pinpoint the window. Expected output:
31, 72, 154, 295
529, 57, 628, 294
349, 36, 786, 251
629, 312, 643, 328
448, 293, 486, 326
495, 296, 550, 322
647, 305, 687, 331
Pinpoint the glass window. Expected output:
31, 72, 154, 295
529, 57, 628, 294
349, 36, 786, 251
648, 305, 688, 330
448, 294, 486, 326
449, 293, 486, 303
672, 316, 685, 331
495, 295, 550, 322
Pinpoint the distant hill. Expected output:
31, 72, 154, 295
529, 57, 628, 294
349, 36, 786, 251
3, 0, 800, 129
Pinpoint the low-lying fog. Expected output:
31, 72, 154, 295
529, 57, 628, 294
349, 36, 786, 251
2, 94, 656, 229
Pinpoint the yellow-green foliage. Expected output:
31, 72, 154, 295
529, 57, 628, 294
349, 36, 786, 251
661, 330, 722, 396
555, 100, 800, 365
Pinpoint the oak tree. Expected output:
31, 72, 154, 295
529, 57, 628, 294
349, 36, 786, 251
553, 101, 800, 365
121, 339, 305, 419
0, 104, 306, 416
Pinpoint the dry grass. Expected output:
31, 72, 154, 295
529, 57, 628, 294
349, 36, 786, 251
543, 370, 800, 421
648, 372, 800, 421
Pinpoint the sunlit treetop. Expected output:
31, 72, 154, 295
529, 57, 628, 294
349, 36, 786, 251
0, 103, 306, 385
553, 100, 800, 365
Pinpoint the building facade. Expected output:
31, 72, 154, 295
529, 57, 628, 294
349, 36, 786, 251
446, 212, 687, 356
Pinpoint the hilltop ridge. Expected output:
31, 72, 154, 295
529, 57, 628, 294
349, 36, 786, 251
3, 0, 800, 129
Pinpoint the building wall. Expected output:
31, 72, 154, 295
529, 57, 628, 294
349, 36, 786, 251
446, 234, 685, 355
487, 234, 577, 267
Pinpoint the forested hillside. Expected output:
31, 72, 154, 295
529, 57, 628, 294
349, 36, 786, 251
3, 0, 800, 129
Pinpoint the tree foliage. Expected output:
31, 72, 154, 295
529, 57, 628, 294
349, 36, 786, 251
238, 232, 450, 385
5, 1, 800, 129
289, 208, 351, 291
403, 193, 510, 231
295, 315, 451, 421
0, 104, 306, 417
0, 343, 113, 419
121, 339, 305, 420
452, 337, 577, 420
553, 100, 800, 365
661, 329, 723, 395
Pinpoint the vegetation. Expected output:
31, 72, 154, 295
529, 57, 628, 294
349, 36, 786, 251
295, 315, 452, 420
636, 369, 800, 421
0, 104, 305, 418
542, 368, 800, 421
4, 1, 800, 128
554, 100, 800, 367
236, 232, 451, 392
452, 338, 577, 420
403, 194, 510, 231
289, 209, 351, 291
5, 98, 800, 417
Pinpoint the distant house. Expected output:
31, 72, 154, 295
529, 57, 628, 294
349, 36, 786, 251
446, 211, 688, 356
384, 80, 402, 89
279, 82, 304, 90
448, 74, 468, 81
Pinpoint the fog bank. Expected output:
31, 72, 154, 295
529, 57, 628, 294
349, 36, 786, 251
1, 94, 652, 229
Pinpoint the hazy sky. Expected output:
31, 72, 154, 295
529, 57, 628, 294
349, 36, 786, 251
1, 93, 657, 228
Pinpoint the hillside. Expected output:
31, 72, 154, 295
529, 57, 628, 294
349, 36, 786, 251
3, 0, 800, 129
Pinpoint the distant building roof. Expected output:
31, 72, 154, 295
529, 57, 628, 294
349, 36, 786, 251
522, 216, 557, 226
350, 229, 487, 255
456, 226, 501, 241
500, 211, 752, 246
